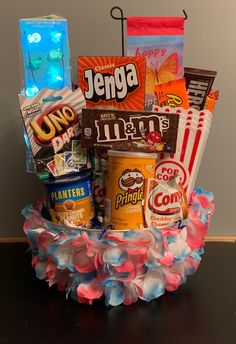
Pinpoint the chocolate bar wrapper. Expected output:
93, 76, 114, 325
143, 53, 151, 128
81, 108, 179, 154
184, 67, 217, 110
204, 90, 219, 112
155, 79, 189, 109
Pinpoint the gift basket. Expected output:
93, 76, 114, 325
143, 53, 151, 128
18, 8, 217, 306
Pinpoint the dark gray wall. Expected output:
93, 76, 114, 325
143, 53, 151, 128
0, 0, 235, 237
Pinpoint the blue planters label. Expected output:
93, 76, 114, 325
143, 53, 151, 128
45, 176, 94, 226
48, 180, 91, 203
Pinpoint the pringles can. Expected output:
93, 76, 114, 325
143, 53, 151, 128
105, 151, 157, 230
44, 171, 94, 227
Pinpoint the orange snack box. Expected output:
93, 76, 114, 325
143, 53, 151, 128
78, 56, 146, 111
105, 151, 157, 230
154, 79, 189, 109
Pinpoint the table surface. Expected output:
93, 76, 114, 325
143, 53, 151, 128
0, 242, 235, 344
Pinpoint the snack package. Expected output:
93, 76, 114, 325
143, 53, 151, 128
92, 172, 106, 215
81, 108, 179, 153
78, 56, 146, 110
91, 148, 108, 217
44, 171, 94, 226
19, 87, 87, 179
105, 150, 156, 230
127, 16, 185, 109
144, 176, 188, 228
184, 67, 217, 110
154, 78, 189, 108
204, 90, 219, 112
152, 105, 212, 197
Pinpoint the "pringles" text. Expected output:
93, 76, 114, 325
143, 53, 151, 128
115, 188, 143, 209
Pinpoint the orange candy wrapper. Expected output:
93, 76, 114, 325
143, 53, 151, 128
154, 79, 189, 109
204, 90, 219, 112
143, 175, 188, 228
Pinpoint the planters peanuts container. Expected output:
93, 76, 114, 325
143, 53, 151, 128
44, 171, 94, 227
105, 150, 157, 230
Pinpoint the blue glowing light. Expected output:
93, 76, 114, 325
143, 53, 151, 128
49, 49, 62, 60
51, 31, 62, 43
48, 66, 62, 79
46, 65, 63, 88
27, 32, 41, 43
25, 85, 39, 98
55, 76, 63, 81
20, 18, 71, 92
29, 56, 43, 70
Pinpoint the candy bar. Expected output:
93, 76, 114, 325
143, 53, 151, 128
81, 108, 179, 153
204, 90, 219, 112
155, 79, 189, 109
184, 67, 217, 110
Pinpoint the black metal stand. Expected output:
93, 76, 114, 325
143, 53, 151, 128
110, 6, 188, 57
110, 6, 126, 56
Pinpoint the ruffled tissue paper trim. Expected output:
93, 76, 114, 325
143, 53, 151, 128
22, 188, 214, 306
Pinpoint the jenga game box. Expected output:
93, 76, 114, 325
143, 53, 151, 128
78, 56, 146, 110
